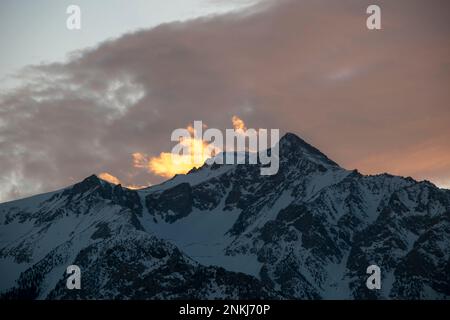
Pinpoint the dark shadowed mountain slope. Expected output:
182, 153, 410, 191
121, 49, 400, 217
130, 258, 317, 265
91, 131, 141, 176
1, 133, 449, 299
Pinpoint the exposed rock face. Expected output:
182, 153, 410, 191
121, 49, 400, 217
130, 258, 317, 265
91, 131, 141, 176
1, 133, 449, 299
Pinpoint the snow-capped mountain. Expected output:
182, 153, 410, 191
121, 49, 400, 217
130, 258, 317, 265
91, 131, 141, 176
0, 133, 449, 299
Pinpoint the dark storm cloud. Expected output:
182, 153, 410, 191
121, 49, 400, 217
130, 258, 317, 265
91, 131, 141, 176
1, 0, 450, 201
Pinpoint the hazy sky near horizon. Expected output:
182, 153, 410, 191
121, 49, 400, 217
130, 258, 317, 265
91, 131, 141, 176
0, 0, 449, 202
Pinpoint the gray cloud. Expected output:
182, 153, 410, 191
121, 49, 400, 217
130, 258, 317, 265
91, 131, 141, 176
1, 0, 450, 201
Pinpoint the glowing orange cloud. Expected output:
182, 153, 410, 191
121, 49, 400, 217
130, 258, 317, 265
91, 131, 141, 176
98, 172, 147, 190
132, 130, 215, 178
98, 172, 121, 185
133, 116, 248, 178
232, 116, 247, 132
124, 184, 149, 190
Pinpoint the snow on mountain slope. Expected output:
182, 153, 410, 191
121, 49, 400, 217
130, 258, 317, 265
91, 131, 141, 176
0, 133, 449, 299
0, 175, 281, 299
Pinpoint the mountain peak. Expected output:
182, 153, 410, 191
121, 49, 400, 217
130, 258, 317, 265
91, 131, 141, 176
279, 132, 303, 144
279, 132, 339, 167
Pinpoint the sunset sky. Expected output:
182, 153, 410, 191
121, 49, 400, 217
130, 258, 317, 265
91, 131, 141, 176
0, 0, 449, 202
